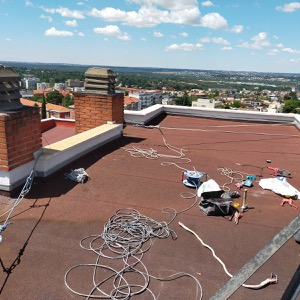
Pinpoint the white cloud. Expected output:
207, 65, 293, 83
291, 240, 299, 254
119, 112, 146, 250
153, 31, 163, 37
44, 27, 74, 37
41, 7, 85, 19
129, 0, 198, 11
25, 1, 33, 7
200, 13, 228, 30
276, 43, 284, 48
251, 32, 270, 48
93, 25, 131, 41
238, 32, 270, 49
141, 37, 147, 41
40, 14, 53, 22
231, 25, 243, 34
221, 46, 232, 51
78, 32, 85, 37
179, 32, 188, 37
290, 58, 300, 63
276, 2, 300, 12
88, 7, 127, 21
65, 20, 78, 27
165, 43, 204, 51
282, 47, 300, 54
267, 49, 279, 56
201, 1, 214, 7
199, 37, 230, 45
5, 38, 11, 41
88, 5, 229, 30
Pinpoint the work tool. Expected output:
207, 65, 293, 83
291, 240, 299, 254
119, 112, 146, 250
241, 179, 252, 187
229, 211, 242, 225
267, 167, 291, 177
235, 182, 243, 189
241, 189, 248, 212
281, 199, 298, 209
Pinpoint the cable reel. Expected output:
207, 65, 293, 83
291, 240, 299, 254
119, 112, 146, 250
182, 170, 206, 188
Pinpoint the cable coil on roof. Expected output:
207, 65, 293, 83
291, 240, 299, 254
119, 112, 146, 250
64, 208, 203, 299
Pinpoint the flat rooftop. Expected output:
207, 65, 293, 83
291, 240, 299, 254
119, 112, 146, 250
0, 114, 299, 299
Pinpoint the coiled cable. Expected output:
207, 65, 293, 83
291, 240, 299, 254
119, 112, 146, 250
65, 208, 203, 299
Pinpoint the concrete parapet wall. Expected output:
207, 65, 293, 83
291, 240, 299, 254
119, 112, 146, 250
0, 123, 123, 191
125, 104, 297, 126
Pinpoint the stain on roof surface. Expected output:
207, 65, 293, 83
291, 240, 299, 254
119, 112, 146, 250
0, 114, 299, 300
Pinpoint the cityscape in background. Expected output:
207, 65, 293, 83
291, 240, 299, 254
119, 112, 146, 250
1, 60, 300, 119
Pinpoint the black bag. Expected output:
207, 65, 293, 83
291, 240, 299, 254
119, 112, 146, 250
199, 190, 234, 216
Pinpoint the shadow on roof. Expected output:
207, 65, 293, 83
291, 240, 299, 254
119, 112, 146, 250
26, 135, 145, 199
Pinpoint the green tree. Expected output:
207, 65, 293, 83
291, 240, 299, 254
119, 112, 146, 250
284, 91, 298, 101
62, 94, 74, 107
41, 95, 47, 119
46, 91, 64, 105
231, 100, 241, 108
32, 95, 43, 103
283, 99, 300, 113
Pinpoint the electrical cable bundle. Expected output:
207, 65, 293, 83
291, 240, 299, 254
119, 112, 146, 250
64, 208, 202, 299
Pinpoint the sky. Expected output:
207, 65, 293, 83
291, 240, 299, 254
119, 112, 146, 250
1, 0, 300, 73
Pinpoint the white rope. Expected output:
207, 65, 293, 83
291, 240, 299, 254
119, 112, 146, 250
65, 209, 203, 299
179, 222, 278, 290
122, 126, 191, 170
0, 152, 42, 242
217, 167, 246, 192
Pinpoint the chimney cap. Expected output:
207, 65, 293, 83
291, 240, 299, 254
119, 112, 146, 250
0, 65, 21, 82
84, 67, 115, 78
0, 65, 23, 111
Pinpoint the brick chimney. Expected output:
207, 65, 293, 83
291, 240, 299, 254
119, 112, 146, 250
0, 65, 42, 176
74, 67, 124, 134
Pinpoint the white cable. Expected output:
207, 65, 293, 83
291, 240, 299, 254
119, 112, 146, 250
217, 167, 245, 192
179, 222, 278, 290
65, 209, 203, 299
0, 152, 42, 241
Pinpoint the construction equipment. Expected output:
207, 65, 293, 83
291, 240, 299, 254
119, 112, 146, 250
268, 167, 291, 177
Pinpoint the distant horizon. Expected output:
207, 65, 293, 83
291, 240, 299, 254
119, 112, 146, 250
1, 60, 300, 76
1, 1, 300, 74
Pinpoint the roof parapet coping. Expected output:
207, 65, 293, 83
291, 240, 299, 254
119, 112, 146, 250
36, 123, 122, 177
0, 124, 123, 191
125, 104, 297, 127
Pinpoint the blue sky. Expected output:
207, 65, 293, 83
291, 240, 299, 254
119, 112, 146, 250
1, 0, 300, 73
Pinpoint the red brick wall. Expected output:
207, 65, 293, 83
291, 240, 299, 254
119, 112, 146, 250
74, 93, 124, 134
0, 108, 42, 171
41, 119, 75, 133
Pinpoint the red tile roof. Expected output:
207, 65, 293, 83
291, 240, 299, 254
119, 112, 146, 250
21, 98, 71, 113
124, 96, 139, 104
